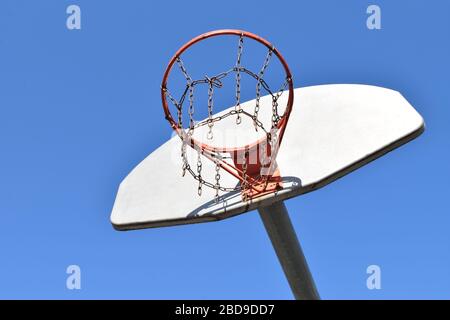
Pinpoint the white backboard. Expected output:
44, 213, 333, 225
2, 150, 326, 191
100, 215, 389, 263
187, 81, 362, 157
111, 84, 424, 230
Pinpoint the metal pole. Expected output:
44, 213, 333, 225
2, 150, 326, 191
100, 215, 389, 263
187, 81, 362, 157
258, 201, 320, 300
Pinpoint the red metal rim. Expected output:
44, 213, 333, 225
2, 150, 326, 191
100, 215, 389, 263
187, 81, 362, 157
161, 29, 294, 154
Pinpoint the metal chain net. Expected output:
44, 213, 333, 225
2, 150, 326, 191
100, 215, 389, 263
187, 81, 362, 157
163, 35, 290, 198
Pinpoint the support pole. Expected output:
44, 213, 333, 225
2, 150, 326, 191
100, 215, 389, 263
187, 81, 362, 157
258, 201, 320, 300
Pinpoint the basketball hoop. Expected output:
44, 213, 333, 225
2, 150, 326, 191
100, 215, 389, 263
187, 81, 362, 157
161, 29, 294, 201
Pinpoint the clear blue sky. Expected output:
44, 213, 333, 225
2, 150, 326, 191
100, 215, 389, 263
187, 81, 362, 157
0, 0, 449, 299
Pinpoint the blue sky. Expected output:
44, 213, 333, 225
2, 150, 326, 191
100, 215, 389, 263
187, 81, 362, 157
0, 0, 449, 299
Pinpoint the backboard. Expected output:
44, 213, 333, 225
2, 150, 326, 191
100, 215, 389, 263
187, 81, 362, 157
110, 84, 424, 230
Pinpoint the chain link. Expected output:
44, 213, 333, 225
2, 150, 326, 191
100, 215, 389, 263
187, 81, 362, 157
267, 128, 279, 176
214, 158, 221, 203
177, 57, 192, 82
188, 86, 195, 129
207, 77, 214, 140
235, 35, 244, 124
271, 96, 280, 128
181, 137, 188, 177
241, 149, 249, 201
272, 77, 290, 127
254, 48, 273, 129
196, 149, 203, 195
163, 88, 183, 129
